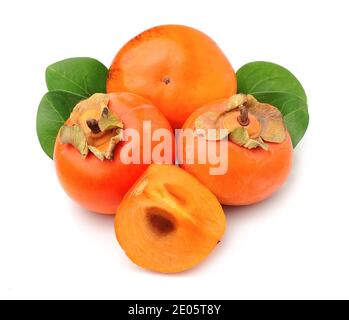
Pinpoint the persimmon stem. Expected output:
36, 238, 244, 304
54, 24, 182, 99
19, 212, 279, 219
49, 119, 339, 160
238, 104, 250, 126
86, 119, 101, 134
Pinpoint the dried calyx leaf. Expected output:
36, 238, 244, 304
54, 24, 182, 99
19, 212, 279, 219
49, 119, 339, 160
105, 128, 124, 160
226, 93, 248, 112
194, 93, 286, 150
195, 111, 225, 140
73, 93, 109, 115
229, 127, 249, 146
98, 107, 124, 131
60, 125, 89, 157
88, 146, 105, 161
244, 137, 268, 151
248, 102, 286, 143
59, 94, 124, 161
195, 111, 220, 130
229, 127, 268, 151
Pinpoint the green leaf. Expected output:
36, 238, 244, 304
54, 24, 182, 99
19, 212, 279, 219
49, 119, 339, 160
237, 61, 309, 147
36, 91, 84, 159
45, 57, 108, 97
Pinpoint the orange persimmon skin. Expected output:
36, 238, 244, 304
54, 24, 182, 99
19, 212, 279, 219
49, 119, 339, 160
179, 99, 293, 206
107, 25, 237, 129
115, 164, 226, 273
54, 92, 174, 215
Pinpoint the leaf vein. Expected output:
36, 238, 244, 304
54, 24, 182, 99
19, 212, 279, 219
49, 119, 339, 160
48, 67, 90, 97
44, 95, 65, 122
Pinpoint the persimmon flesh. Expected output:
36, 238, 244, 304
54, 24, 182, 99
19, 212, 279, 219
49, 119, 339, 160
115, 164, 226, 273
54, 92, 174, 214
107, 24, 237, 128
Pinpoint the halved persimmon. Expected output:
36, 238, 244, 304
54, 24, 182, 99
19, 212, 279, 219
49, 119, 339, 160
54, 92, 174, 214
115, 164, 226, 273
179, 94, 293, 205
107, 25, 237, 128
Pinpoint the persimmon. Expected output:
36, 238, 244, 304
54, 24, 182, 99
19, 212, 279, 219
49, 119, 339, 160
178, 94, 293, 205
115, 164, 226, 273
54, 92, 174, 214
107, 25, 237, 129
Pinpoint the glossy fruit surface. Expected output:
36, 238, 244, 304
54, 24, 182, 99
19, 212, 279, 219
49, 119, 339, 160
107, 25, 237, 128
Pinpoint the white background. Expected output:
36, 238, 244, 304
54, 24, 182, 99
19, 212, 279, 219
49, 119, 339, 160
0, 0, 348, 300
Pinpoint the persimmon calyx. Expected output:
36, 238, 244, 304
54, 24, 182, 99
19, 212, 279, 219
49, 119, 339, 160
226, 93, 248, 112
194, 94, 286, 150
60, 124, 89, 157
98, 107, 124, 131
105, 128, 124, 160
229, 127, 268, 151
59, 93, 124, 161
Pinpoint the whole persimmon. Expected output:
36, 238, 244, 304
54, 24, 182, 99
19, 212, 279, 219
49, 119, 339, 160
178, 94, 293, 205
107, 25, 237, 128
54, 92, 174, 214
115, 164, 226, 273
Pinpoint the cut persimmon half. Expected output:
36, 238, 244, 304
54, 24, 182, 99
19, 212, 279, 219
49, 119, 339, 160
114, 164, 226, 273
